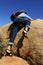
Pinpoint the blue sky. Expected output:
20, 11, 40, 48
0, 0, 43, 26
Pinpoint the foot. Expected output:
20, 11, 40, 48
23, 30, 27, 37
6, 44, 13, 55
23, 26, 30, 37
25, 26, 30, 32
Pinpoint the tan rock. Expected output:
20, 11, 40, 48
0, 20, 43, 65
0, 56, 29, 65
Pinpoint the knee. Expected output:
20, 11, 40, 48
26, 21, 31, 26
13, 26, 18, 29
12, 26, 19, 32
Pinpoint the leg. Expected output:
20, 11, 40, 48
14, 17, 31, 36
9, 26, 19, 44
25, 21, 31, 31
23, 21, 31, 36
6, 26, 19, 54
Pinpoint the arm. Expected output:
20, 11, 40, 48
18, 13, 32, 20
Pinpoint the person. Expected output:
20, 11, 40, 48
6, 10, 32, 55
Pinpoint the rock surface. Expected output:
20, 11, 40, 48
0, 20, 43, 65
0, 56, 29, 65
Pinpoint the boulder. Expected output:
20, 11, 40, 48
0, 56, 29, 65
0, 20, 43, 65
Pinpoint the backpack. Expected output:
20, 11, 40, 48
10, 10, 26, 21
10, 12, 21, 21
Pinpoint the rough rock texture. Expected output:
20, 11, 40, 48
0, 20, 43, 65
0, 56, 29, 65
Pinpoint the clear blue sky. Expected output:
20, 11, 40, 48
0, 0, 43, 26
